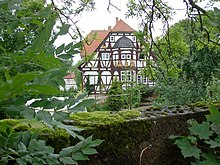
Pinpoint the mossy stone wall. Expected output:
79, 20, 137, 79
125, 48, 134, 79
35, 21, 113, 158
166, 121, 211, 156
71, 110, 208, 165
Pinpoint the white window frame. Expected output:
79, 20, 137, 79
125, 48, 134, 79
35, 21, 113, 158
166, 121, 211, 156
137, 75, 142, 84
121, 54, 131, 60
121, 70, 132, 82
132, 36, 136, 42
143, 77, 147, 84
121, 54, 126, 59
101, 53, 110, 60
110, 36, 115, 42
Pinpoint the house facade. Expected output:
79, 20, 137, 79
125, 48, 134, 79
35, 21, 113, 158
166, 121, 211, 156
62, 73, 77, 91
79, 18, 155, 94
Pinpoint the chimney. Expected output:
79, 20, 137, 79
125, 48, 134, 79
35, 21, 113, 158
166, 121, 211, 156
116, 17, 119, 23
108, 26, 111, 30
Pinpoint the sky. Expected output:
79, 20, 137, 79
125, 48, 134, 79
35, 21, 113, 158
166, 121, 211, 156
76, 0, 186, 35
54, 0, 219, 64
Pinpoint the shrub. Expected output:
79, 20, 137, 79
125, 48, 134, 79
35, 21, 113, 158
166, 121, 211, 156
106, 80, 124, 111
124, 85, 141, 108
207, 78, 220, 101
155, 79, 206, 106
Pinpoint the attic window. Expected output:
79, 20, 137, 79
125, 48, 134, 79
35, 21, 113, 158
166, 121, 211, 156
110, 36, 115, 42
121, 54, 131, 60
132, 36, 136, 42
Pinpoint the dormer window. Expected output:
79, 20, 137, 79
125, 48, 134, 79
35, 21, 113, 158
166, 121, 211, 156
121, 54, 126, 59
101, 53, 110, 60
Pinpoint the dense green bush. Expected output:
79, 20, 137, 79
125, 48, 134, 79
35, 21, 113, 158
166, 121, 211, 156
106, 80, 124, 111
207, 78, 220, 101
124, 85, 141, 108
154, 79, 206, 106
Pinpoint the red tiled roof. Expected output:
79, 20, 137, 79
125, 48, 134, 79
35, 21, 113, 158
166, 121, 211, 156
111, 19, 135, 32
81, 18, 135, 57
64, 73, 75, 79
81, 30, 109, 57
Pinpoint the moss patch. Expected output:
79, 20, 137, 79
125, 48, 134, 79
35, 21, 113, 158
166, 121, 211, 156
0, 119, 21, 126
70, 110, 141, 126
69, 110, 149, 156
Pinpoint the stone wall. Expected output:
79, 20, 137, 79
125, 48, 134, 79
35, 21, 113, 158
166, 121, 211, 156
75, 107, 209, 165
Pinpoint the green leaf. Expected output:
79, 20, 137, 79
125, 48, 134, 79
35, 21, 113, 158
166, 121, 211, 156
193, 153, 220, 165
25, 84, 63, 95
60, 157, 77, 164
82, 147, 98, 155
205, 135, 220, 148
72, 151, 89, 161
8, 132, 22, 148
189, 120, 212, 139
69, 99, 96, 112
58, 24, 71, 35
86, 139, 103, 147
53, 111, 69, 122
0, 136, 6, 148
72, 42, 82, 49
174, 137, 201, 159
58, 54, 73, 59
22, 131, 32, 146
59, 146, 75, 156
20, 107, 36, 119
16, 158, 27, 165
6, 127, 11, 136
10, 72, 40, 93
206, 106, 220, 125
18, 142, 27, 151
56, 44, 65, 55
65, 42, 73, 51
71, 141, 84, 153
28, 139, 38, 152
36, 110, 52, 124
47, 154, 60, 165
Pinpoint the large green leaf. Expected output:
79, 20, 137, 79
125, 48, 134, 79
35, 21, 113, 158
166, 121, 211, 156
82, 147, 98, 155
20, 107, 36, 119
206, 106, 220, 125
174, 137, 201, 159
205, 135, 220, 148
84, 136, 103, 147
60, 157, 77, 164
192, 153, 220, 165
10, 72, 39, 92
47, 154, 60, 165
59, 146, 75, 156
69, 99, 96, 112
189, 120, 212, 139
18, 142, 27, 151
72, 151, 89, 161
24, 84, 63, 95
53, 111, 69, 122
56, 44, 65, 55
58, 54, 73, 59
36, 110, 52, 124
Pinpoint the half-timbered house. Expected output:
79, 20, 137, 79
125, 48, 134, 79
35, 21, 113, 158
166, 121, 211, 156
79, 18, 155, 94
